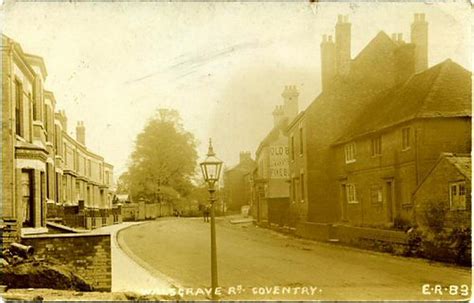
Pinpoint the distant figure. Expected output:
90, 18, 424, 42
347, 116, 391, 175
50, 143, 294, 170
203, 205, 210, 223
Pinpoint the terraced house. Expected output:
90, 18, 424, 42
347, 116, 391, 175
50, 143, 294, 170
289, 13, 471, 231
1, 35, 120, 245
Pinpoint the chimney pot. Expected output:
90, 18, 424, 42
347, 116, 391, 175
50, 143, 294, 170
397, 33, 403, 41
392, 33, 397, 41
338, 15, 343, 23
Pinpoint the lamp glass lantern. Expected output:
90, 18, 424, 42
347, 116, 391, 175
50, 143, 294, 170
200, 139, 223, 187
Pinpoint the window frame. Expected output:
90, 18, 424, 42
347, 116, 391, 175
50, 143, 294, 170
346, 183, 358, 204
14, 78, 24, 137
402, 127, 411, 151
290, 135, 295, 161
344, 142, 356, 163
371, 136, 382, 157
300, 172, 305, 202
449, 181, 467, 210
299, 127, 304, 156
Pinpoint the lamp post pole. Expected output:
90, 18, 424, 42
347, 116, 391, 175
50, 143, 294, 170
209, 183, 218, 300
200, 138, 223, 301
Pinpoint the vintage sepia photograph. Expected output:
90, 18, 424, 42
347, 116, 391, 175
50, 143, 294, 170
0, 0, 471, 301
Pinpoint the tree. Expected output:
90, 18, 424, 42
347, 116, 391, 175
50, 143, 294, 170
126, 109, 198, 202
116, 171, 130, 194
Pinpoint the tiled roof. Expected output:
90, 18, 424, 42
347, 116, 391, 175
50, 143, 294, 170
334, 59, 471, 144
444, 154, 471, 180
256, 118, 289, 156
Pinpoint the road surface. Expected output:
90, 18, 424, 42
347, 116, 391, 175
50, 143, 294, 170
118, 217, 471, 300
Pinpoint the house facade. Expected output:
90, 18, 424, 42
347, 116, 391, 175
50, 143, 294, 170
286, 111, 307, 227
1, 35, 119, 244
253, 85, 299, 226
223, 151, 256, 211
331, 60, 471, 228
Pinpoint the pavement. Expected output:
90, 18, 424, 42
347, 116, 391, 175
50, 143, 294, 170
1, 220, 177, 301
89, 220, 177, 295
118, 216, 472, 301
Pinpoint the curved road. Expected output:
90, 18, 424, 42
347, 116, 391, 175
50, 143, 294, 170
118, 217, 471, 300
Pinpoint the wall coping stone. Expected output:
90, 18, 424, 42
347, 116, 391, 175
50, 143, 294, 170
22, 232, 110, 239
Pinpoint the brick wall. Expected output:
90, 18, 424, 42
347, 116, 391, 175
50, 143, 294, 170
22, 233, 111, 291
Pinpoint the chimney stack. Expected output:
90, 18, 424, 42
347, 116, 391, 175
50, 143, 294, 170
239, 151, 252, 164
335, 14, 351, 76
272, 105, 284, 127
321, 34, 336, 91
281, 85, 299, 120
411, 13, 428, 73
76, 121, 85, 145
394, 43, 416, 84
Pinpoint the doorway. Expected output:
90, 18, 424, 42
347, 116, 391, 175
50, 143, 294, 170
21, 170, 34, 227
340, 183, 348, 222
385, 180, 394, 223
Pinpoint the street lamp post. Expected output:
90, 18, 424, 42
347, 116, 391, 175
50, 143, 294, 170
200, 138, 223, 300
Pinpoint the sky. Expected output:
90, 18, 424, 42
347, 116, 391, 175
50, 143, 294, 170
2, 1, 471, 179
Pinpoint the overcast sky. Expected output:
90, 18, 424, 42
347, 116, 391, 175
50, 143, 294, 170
3, 1, 470, 178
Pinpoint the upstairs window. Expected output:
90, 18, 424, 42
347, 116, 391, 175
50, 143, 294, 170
402, 127, 411, 150
290, 135, 295, 161
371, 136, 382, 156
300, 173, 305, 202
346, 184, 358, 204
14, 80, 23, 137
299, 127, 304, 155
450, 181, 466, 210
345, 142, 356, 163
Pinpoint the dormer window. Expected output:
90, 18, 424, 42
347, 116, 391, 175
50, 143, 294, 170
345, 142, 356, 163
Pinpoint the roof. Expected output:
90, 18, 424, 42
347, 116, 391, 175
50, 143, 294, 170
334, 59, 471, 144
24, 53, 48, 79
226, 159, 256, 172
445, 154, 471, 180
413, 153, 471, 196
286, 110, 305, 133
256, 118, 289, 156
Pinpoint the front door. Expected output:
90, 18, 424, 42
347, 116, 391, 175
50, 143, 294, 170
340, 184, 348, 222
385, 180, 393, 222
21, 170, 34, 227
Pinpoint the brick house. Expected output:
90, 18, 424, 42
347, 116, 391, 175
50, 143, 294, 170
413, 153, 471, 230
223, 151, 256, 211
332, 59, 471, 227
253, 85, 299, 226
1, 35, 119, 244
292, 14, 430, 225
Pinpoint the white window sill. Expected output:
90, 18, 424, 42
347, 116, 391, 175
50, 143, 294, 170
347, 201, 359, 204
345, 160, 356, 164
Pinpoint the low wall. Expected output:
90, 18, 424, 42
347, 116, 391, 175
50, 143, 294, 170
295, 222, 333, 241
122, 202, 173, 221
21, 233, 111, 291
296, 222, 408, 250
